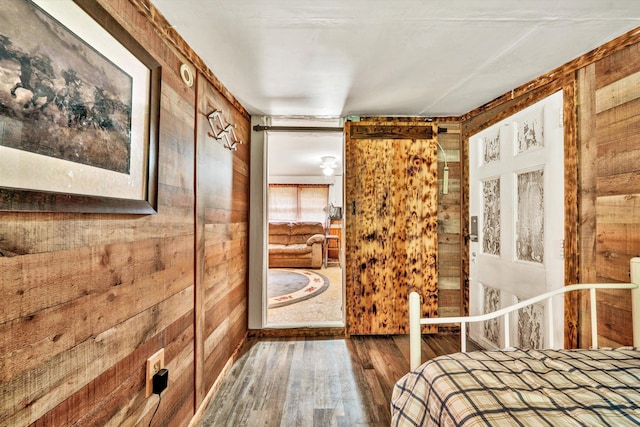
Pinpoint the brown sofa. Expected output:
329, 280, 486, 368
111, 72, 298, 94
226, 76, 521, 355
268, 222, 325, 269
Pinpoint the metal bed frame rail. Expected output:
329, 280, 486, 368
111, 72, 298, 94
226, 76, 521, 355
409, 257, 640, 370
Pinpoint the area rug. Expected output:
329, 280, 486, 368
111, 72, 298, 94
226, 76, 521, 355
268, 269, 330, 308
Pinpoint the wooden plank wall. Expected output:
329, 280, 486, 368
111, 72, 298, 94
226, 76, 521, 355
435, 122, 463, 320
195, 77, 249, 405
577, 40, 640, 347
0, 0, 249, 425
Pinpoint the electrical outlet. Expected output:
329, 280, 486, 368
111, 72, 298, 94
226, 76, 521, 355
146, 348, 164, 397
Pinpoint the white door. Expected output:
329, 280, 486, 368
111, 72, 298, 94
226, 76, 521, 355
469, 91, 565, 349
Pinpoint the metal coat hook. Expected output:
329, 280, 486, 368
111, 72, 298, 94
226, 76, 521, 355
206, 109, 243, 151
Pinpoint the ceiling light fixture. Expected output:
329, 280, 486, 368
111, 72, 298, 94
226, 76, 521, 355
320, 156, 337, 176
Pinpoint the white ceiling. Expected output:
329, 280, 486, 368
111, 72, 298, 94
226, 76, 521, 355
153, 0, 640, 117
268, 132, 344, 177
264, 117, 343, 177
152, 0, 640, 175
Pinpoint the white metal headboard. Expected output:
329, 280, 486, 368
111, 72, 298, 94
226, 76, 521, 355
409, 257, 640, 370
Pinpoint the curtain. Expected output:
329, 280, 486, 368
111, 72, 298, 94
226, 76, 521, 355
269, 186, 297, 222
269, 184, 329, 226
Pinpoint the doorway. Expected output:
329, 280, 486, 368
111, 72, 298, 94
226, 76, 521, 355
265, 118, 345, 328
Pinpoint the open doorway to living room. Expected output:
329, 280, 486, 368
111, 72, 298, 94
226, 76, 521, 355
265, 117, 344, 327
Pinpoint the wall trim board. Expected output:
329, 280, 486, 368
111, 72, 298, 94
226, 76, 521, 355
360, 116, 460, 123
194, 72, 205, 408
349, 124, 434, 139
462, 79, 566, 140
248, 328, 347, 338
460, 116, 470, 318
127, 0, 250, 120
461, 26, 640, 124
563, 77, 580, 349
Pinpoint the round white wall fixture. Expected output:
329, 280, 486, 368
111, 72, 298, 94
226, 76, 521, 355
180, 63, 194, 87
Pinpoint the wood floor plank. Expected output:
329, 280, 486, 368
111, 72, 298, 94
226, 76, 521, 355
420, 338, 440, 361
198, 334, 478, 426
343, 337, 380, 425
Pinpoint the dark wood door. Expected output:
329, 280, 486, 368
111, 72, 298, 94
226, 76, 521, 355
345, 120, 438, 335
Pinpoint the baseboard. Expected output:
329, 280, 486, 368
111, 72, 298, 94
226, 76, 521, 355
188, 332, 248, 427
437, 325, 462, 334
248, 327, 346, 338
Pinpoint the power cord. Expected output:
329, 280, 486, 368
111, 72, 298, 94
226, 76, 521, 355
436, 140, 449, 194
148, 393, 162, 427
148, 368, 168, 427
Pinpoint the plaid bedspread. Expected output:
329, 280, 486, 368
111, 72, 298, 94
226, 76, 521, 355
391, 347, 640, 426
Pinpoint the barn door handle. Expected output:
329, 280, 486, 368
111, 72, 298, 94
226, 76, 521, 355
352, 200, 356, 216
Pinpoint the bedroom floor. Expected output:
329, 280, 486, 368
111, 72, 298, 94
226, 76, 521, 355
198, 334, 481, 426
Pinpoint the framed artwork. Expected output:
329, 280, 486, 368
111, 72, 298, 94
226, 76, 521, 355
0, 0, 160, 213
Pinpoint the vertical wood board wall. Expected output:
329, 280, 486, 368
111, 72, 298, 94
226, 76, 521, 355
435, 122, 463, 321
577, 41, 640, 347
195, 77, 249, 405
0, 0, 250, 425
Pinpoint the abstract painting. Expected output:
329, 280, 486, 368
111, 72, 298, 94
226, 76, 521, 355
0, 0, 159, 213
0, 0, 132, 173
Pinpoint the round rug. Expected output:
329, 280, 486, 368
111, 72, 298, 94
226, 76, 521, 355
268, 269, 330, 308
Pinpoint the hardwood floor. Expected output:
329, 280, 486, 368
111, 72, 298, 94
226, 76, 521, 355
198, 334, 480, 426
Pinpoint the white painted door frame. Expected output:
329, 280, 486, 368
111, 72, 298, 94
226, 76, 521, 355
248, 116, 346, 329
248, 116, 269, 329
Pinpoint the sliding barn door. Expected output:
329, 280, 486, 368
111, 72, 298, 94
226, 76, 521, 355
345, 120, 438, 335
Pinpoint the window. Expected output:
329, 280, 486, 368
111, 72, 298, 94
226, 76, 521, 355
268, 184, 329, 225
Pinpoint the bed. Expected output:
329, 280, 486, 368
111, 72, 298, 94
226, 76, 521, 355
391, 258, 640, 426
